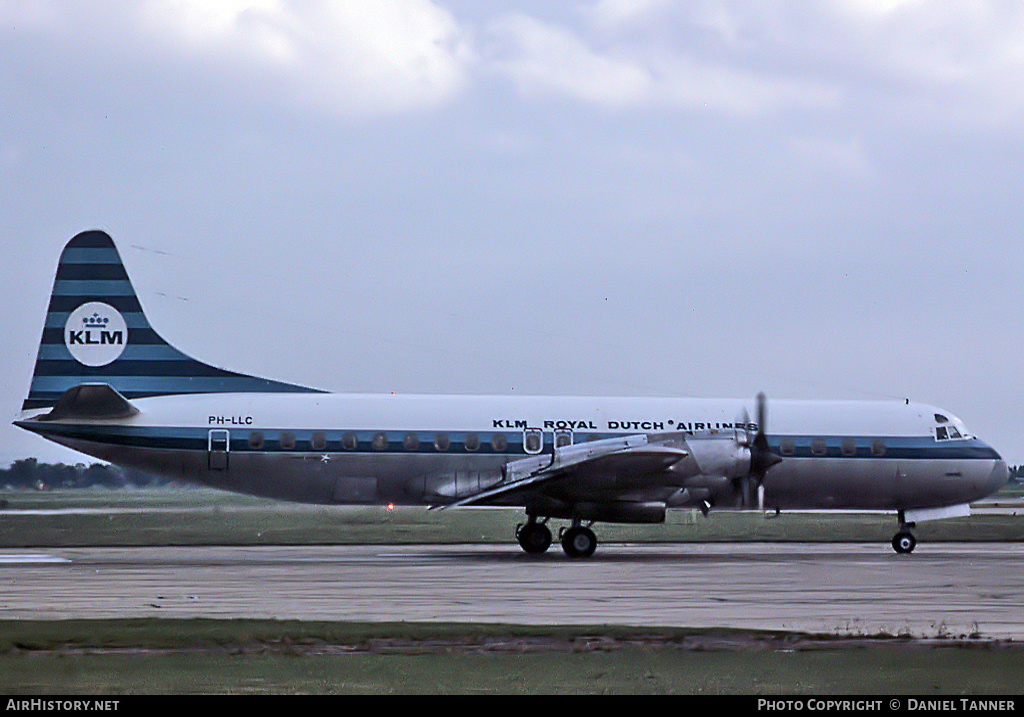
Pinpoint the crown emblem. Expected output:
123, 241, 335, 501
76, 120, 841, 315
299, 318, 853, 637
83, 313, 110, 328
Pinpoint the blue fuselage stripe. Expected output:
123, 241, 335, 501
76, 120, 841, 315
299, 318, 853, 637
20, 423, 1003, 461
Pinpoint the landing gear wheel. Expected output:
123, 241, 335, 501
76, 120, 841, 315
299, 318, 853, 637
892, 531, 917, 554
516, 521, 552, 555
561, 526, 597, 559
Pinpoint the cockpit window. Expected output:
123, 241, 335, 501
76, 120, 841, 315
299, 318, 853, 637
934, 413, 948, 424
935, 424, 965, 441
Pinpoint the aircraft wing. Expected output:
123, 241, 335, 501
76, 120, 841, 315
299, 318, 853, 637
440, 434, 690, 508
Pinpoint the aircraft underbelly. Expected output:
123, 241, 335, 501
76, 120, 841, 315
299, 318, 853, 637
41, 433, 1003, 514
215, 452, 507, 505
764, 456, 997, 510
35, 436, 504, 505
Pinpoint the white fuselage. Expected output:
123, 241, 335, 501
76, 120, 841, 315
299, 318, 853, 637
20, 392, 1008, 515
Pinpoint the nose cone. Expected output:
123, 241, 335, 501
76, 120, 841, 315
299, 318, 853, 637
969, 436, 1009, 498
981, 459, 1010, 499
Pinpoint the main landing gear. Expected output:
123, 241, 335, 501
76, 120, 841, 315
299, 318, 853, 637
516, 516, 598, 558
515, 517, 552, 555
560, 523, 598, 559
891, 511, 917, 554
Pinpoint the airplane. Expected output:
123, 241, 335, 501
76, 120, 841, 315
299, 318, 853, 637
13, 230, 1009, 557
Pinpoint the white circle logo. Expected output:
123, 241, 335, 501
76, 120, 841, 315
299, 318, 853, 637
65, 302, 128, 367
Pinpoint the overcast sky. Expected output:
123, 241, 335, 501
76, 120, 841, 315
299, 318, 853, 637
2, 0, 1022, 468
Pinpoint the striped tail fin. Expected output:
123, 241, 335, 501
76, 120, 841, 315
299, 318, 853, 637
22, 230, 324, 411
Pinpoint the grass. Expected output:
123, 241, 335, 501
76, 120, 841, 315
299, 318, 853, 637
2, 619, 1023, 694
1, 485, 1022, 548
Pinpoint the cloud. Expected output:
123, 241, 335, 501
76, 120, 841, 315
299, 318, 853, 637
584, 0, 676, 30
744, 1, 1024, 125
147, 0, 475, 115
790, 135, 873, 179
5, 0, 1021, 125
3, 0, 475, 116
484, 11, 841, 115
485, 13, 651, 107
833, 0, 930, 19
578, 1, 1024, 127
640, 46, 842, 115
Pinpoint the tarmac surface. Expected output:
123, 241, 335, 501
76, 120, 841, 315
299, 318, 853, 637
2, 542, 1022, 639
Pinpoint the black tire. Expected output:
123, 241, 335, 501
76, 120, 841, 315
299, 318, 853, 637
517, 522, 552, 555
892, 531, 917, 554
561, 526, 597, 559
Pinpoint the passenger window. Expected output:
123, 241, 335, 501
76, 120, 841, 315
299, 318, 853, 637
491, 433, 508, 452
403, 433, 419, 451
372, 432, 388, 451
279, 432, 295, 450
780, 437, 795, 455
248, 431, 264, 449
464, 433, 480, 451
554, 430, 573, 448
841, 438, 856, 456
434, 433, 450, 451
524, 429, 542, 454
311, 432, 327, 450
871, 439, 886, 457
342, 432, 358, 451
811, 438, 827, 456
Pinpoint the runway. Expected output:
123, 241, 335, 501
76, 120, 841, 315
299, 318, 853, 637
2, 543, 1022, 640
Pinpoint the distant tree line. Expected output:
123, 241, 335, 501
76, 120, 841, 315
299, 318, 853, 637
0, 458, 167, 490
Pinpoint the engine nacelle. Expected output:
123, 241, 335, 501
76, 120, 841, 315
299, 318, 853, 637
524, 497, 666, 523
682, 434, 751, 479
574, 501, 667, 524
682, 474, 732, 491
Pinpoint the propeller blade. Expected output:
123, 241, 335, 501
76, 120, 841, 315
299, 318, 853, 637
735, 392, 782, 510
736, 407, 751, 446
731, 394, 783, 509
749, 392, 781, 474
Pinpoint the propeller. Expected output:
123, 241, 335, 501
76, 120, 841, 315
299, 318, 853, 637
737, 392, 783, 510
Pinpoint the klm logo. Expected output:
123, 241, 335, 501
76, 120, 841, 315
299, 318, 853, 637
64, 302, 128, 367
68, 314, 124, 346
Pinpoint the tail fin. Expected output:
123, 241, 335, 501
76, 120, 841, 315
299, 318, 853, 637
22, 230, 324, 411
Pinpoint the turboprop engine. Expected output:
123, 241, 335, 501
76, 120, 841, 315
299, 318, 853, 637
671, 393, 783, 510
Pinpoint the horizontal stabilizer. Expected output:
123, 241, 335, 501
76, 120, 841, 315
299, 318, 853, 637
35, 383, 139, 421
